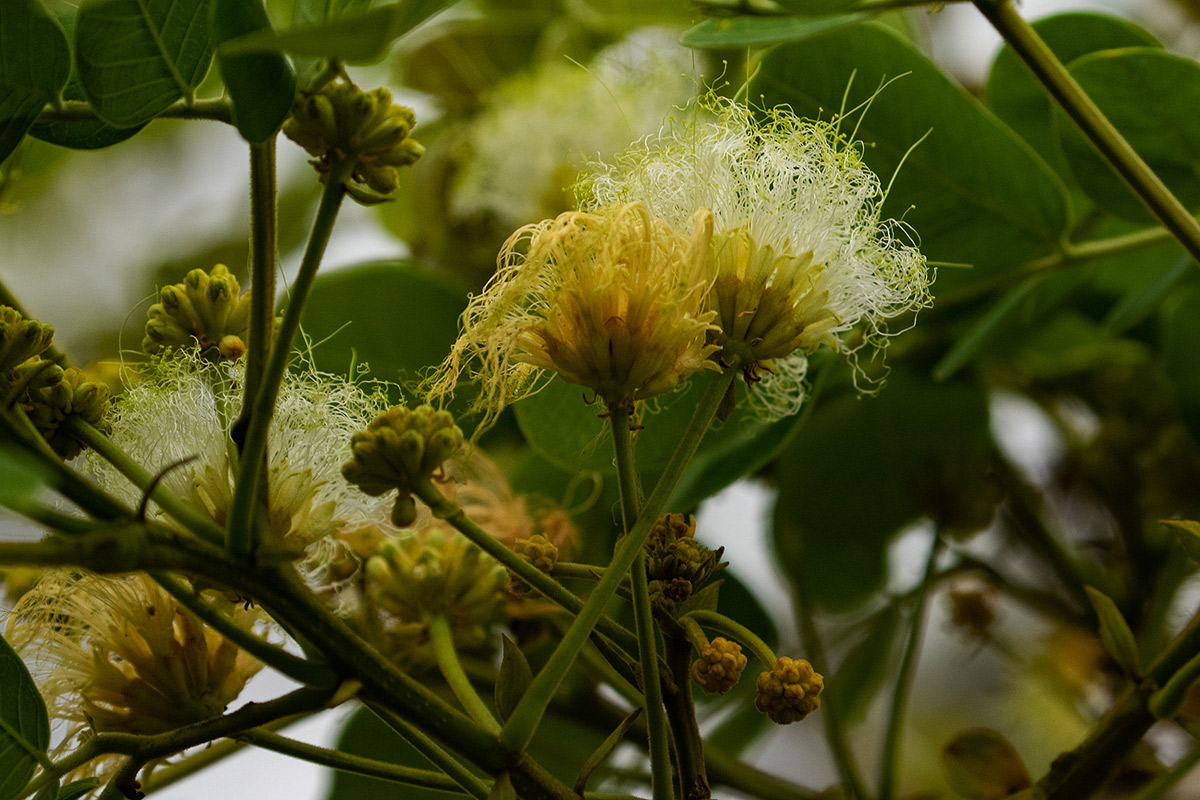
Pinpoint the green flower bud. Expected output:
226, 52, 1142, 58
343, 405, 464, 501
143, 265, 252, 360
0, 307, 54, 375
692, 637, 747, 694
366, 527, 509, 655
282, 80, 424, 205
21, 366, 111, 459
508, 534, 559, 598
755, 657, 824, 724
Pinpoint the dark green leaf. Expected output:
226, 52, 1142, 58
933, 266, 1092, 380
0, 0, 71, 163
1085, 586, 1140, 676
772, 373, 990, 608
75, 0, 214, 128
31, 780, 58, 800
754, 23, 1070, 290
717, 572, 777, 650
774, 0, 861, 13
495, 636, 532, 722
0, 633, 50, 800
986, 12, 1159, 184
1057, 48, 1200, 222
573, 708, 642, 795
680, 13, 867, 48
221, 0, 448, 62
212, 0, 296, 142
293, 0, 373, 26
1103, 254, 1191, 334
1163, 284, 1200, 441
680, 578, 722, 615
56, 780, 100, 800
1161, 519, 1200, 564
29, 8, 145, 150
830, 604, 903, 722
298, 261, 466, 390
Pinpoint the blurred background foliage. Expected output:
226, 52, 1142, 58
6, 0, 1200, 797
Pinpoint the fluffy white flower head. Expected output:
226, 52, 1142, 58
581, 99, 933, 409
451, 29, 696, 226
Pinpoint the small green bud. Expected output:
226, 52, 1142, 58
390, 493, 418, 527
143, 265, 252, 360
21, 366, 111, 459
0, 307, 54, 375
343, 405, 464, 501
508, 534, 559, 598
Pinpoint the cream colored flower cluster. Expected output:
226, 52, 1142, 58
431, 99, 932, 422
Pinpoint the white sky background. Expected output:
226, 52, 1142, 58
1, 0, 1192, 797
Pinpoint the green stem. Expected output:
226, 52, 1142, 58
0, 526, 227, 575
227, 159, 353, 557
36, 99, 233, 124
234, 138, 280, 451
500, 370, 736, 754
240, 727, 462, 792
413, 479, 640, 657
427, 614, 501, 734
1128, 747, 1200, 800
793, 572, 869, 800
63, 416, 225, 544
152, 571, 335, 686
878, 536, 941, 800
933, 226, 1176, 311
685, 610, 778, 669
972, 0, 1200, 266
610, 404, 674, 800
665, 635, 709, 800
364, 701, 491, 800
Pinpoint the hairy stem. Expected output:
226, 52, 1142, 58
972, 0, 1200, 265
240, 727, 462, 792
610, 404, 675, 800
500, 371, 736, 754
227, 159, 354, 556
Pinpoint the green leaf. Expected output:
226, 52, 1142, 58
293, 0, 374, 26
774, 0, 861, 13
1161, 519, 1200, 563
212, 0, 296, 142
932, 266, 1092, 380
830, 604, 904, 722
29, 8, 146, 150
221, 0, 448, 62
573, 708, 642, 796
986, 12, 1159, 184
753, 23, 1070, 290
772, 373, 990, 609
50, 779, 100, 800
0, 0, 71, 163
75, 0, 214, 128
1057, 48, 1200, 222
1085, 586, 1141, 676
298, 261, 466, 390
680, 13, 867, 49
494, 635, 532, 722
0, 633, 50, 800
1103, 254, 1191, 334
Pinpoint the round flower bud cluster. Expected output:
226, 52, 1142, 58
508, 534, 559, 598
0, 307, 109, 459
755, 656, 824, 724
365, 526, 509, 655
0, 306, 54, 374
342, 405, 464, 527
283, 80, 424, 205
428, 203, 717, 424
692, 637, 748, 694
143, 264, 252, 360
642, 512, 724, 609
20, 364, 111, 459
